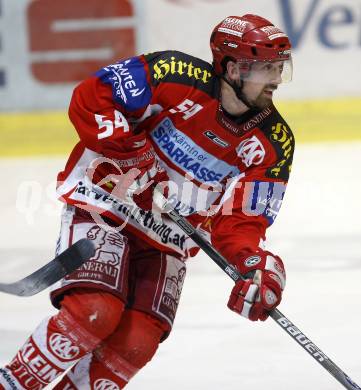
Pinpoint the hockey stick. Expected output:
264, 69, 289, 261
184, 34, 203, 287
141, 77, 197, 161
157, 199, 361, 390
0, 239, 95, 297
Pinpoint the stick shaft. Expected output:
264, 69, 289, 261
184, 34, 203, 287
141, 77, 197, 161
163, 205, 360, 390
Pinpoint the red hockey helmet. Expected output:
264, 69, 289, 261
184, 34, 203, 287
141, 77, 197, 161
210, 14, 292, 82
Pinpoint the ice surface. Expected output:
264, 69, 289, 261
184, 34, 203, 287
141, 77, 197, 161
1, 143, 361, 389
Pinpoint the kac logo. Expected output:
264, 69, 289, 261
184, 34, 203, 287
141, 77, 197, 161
94, 379, 120, 390
236, 136, 265, 167
49, 333, 79, 361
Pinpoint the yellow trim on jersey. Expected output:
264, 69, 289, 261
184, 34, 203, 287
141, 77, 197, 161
0, 98, 360, 157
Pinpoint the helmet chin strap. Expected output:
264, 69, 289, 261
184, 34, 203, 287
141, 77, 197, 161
221, 76, 257, 110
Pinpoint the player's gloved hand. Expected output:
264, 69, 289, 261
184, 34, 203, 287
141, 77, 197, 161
94, 131, 169, 210
227, 250, 286, 321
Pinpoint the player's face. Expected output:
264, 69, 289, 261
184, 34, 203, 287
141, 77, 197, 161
241, 61, 284, 109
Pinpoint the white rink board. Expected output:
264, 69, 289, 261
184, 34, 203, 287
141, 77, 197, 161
147, 0, 361, 101
0, 0, 360, 110
0, 142, 361, 389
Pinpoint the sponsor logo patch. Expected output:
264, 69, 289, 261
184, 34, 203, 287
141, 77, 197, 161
159, 264, 186, 323
217, 105, 272, 136
242, 181, 286, 225
96, 57, 151, 110
152, 56, 212, 84
203, 130, 229, 148
225, 41, 238, 48
264, 289, 277, 305
244, 255, 261, 267
273, 258, 285, 276
279, 49, 291, 57
266, 122, 294, 180
260, 26, 287, 41
151, 117, 239, 184
269, 273, 282, 288
73, 183, 189, 253
218, 17, 248, 38
145, 52, 215, 96
16, 339, 63, 383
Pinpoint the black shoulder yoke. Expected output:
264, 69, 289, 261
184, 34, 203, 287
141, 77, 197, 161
260, 106, 295, 181
144, 50, 217, 97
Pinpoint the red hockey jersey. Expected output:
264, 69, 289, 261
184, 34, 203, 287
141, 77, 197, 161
57, 50, 295, 264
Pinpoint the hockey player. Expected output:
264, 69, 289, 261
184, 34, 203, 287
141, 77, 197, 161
1, 14, 293, 389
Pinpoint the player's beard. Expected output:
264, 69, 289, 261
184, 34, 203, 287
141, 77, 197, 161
249, 84, 277, 110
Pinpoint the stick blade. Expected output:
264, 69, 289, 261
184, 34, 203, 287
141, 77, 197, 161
0, 239, 95, 297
